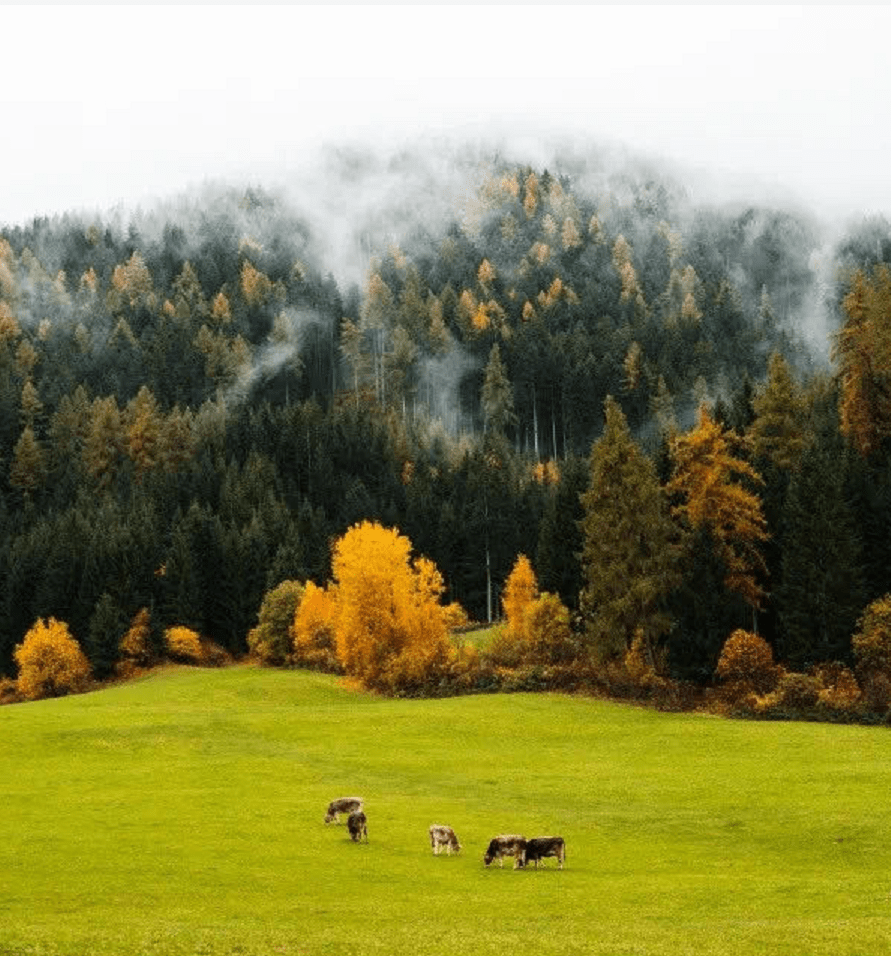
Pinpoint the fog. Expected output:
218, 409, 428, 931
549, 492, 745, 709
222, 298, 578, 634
3, 6, 891, 232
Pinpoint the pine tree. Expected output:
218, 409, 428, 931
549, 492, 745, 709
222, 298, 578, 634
579, 397, 681, 661
481, 343, 515, 437
775, 434, 864, 668
748, 352, 807, 471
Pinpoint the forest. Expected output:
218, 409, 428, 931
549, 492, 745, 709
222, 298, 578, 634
3, 146, 891, 712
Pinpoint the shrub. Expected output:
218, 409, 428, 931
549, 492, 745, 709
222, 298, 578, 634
14, 618, 93, 700
164, 626, 204, 663
623, 628, 668, 695
486, 592, 577, 669
0, 677, 24, 705
774, 671, 821, 711
118, 607, 154, 671
812, 662, 861, 714
852, 594, 891, 680
715, 629, 780, 697
291, 581, 340, 672
248, 580, 305, 666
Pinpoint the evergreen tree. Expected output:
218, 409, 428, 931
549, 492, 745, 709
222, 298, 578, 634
579, 397, 681, 661
775, 440, 865, 668
85, 591, 127, 679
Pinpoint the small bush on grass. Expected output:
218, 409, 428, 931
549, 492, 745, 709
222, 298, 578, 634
14, 617, 93, 700
164, 626, 204, 664
715, 629, 781, 701
248, 580, 304, 666
0, 676, 24, 705
117, 607, 155, 675
813, 662, 861, 716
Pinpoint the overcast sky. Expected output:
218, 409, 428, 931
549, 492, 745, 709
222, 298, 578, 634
3, 5, 890, 229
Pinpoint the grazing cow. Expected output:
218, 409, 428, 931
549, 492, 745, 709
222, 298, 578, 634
429, 825, 462, 855
347, 810, 368, 843
483, 834, 527, 869
522, 836, 566, 869
325, 797, 363, 825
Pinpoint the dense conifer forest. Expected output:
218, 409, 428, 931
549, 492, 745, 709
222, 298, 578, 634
3, 145, 891, 704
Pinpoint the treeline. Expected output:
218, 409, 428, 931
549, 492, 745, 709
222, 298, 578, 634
1, 154, 891, 703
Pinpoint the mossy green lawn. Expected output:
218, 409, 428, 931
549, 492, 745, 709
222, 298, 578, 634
1, 665, 890, 955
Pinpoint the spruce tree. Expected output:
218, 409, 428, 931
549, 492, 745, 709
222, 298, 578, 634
776, 440, 865, 668
579, 397, 681, 661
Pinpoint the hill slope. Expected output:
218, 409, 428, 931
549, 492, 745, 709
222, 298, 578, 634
1, 666, 890, 955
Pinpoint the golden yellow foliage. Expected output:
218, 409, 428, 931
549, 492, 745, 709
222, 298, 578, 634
523, 172, 539, 218
118, 607, 153, 669
529, 242, 551, 266
292, 581, 340, 672
477, 258, 496, 287
668, 406, 768, 606
532, 459, 560, 486
15, 617, 92, 700
330, 521, 454, 690
241, 261, 274, 308
715, 629, 779, 695
164, 626, 204, 663
471, 302, 490, 331
833, 266, 891, 456
502, 554, 539, 641
108, 252, 155, 313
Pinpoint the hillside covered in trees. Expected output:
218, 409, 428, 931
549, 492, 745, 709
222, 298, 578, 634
3, 145, 891, 703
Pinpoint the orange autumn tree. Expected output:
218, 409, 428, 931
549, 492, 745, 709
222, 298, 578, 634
667, 404, 769, 608
833, 266, 891, 457
291, 581, 340, 672
14, 617, 92, 700
331, 521, 456, 692
502, 554, 539, 642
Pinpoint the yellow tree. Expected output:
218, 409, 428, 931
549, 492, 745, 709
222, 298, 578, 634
291, 581, 340, 671
15, 617, 92, 700
10, 425, 46, 499
833, 265, 891, 456
667, 404, 769, 608
331, 521, 454, 690
124, 385, 163, 482
502, 554, 539, 641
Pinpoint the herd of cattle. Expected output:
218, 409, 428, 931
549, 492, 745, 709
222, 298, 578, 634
324, 797, 566, 870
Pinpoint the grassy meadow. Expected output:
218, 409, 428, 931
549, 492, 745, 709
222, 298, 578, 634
1, 665, 891, 955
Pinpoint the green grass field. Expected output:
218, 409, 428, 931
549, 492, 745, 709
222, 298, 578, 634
2, 665, 891, 956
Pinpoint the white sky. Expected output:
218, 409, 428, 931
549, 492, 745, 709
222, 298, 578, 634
3, 4, 891, 228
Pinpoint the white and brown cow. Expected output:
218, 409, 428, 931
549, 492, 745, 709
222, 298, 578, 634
347, 810, 368, 843
429, 825, 462, 855
483, 834, 527, 869
522, 836, 566, 869
325, 797, 364, 825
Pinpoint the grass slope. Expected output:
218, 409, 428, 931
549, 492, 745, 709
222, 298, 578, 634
1, 665, 891, 955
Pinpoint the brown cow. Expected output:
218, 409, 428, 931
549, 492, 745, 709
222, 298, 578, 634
522, 836, 566, 869
483, 834, 527, 869
429, 825, 462, 855
347, 810, 368, 843
325, 797, 363, 825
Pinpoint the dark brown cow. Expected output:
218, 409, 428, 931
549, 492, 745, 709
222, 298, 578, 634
347, 810, 368, 843
483, 834, 527, 869
429, 824, 461, 855
324, 797, 363, 825
522, 836, 566, 869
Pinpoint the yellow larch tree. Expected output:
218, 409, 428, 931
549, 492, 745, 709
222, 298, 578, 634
502, 554, 539, 642
667, 404, 769, 608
